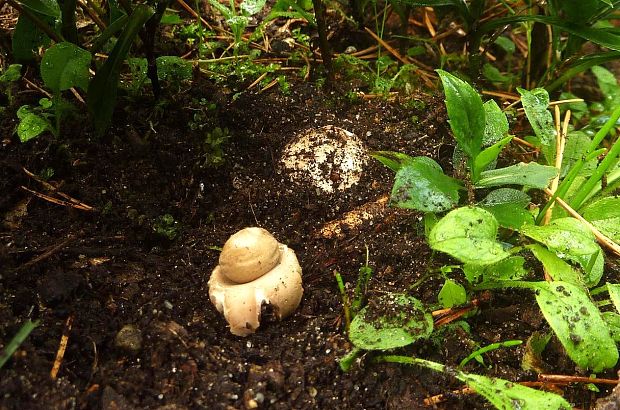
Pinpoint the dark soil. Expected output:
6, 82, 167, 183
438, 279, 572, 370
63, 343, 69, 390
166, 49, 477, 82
1, 75, 617, 409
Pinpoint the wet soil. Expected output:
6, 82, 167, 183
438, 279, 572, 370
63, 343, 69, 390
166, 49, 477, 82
0, 76, 617, 409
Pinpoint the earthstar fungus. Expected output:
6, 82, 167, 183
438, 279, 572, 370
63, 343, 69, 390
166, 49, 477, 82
208, 227, 303, 336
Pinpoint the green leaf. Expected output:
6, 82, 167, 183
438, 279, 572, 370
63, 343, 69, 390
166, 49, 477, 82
528, 244, 584, 286
87, 4, 154, 136
518, 88, 555, 164
478, 189, 533, 230
390, 156, 462, 212
473, 136, 512, 180
602, 312, 620, 342
371, 151, 416, 172
429, 207, 509, 265
534, 281, 618, 372
0, 64, 22, 83
349, 294, 433, 350
475, 162, 557, 189
482, 100, 509, 146
12, 13, 52, 62
438, 279, 467, 308
494, 36, 515, 54
16, 106, 52, 142
240, 0, 267, 15
156, 56, 193, 82
482, 63, 512, 83
456, 371, 571, 409
18, 0, 60, 17
463, 256, 528, 284
521, 332, 552, 373
607, 283, 620, 314
561, 132, 597, 178
0, 320, 40, 369
437, 70, 485, 158
521, 217, 599, 257
41, 42, 91, 93
582, 196, 620, 243
592, 66, 620, 108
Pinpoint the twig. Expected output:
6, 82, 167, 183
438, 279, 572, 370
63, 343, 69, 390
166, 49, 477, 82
538, 374, 619, 386
481, 90, 520, 101
20, 186, 94, 211
22, 77, 53, 99
543, 107, 569, 225
544, 188, 620, 257
22, 167, 95, 210
50, 314, 74, 380
17, 235, 75, 271
77, 0, 106, 30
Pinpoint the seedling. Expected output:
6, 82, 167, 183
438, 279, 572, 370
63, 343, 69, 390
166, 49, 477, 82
0, 320, 40, 369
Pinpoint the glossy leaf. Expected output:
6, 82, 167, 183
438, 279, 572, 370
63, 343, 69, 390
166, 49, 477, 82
41, 42, 91, 93
349, 294, 433, 350
607, 283, 620, 314
16, 106, 52, 142
390, 156, 462, 212
482, 99, 509, 145
478, 188, 533, 229
582, 197, 620, 243
463, 256, 528, 284
475, 162, 557, 189
429, 207, 509, 265
438, 279, 467, 308
518, 88, 555, 164
437, 70, 485, 158
602, 312, 620, 342
456, 371, 572, 409
521, 217, 599, 257
534, 281, 618, 372
12, 14, 52, 62
473, 136, 512, 181
18, 0, 60, 17
528, 244, 583, 286
88, 4, 155, 136
372, 151, 416, 172
592, 65, 620, 109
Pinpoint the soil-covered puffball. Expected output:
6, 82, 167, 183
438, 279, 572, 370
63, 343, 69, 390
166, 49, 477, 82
208, 227, 303, 336
280, 126, 368, 194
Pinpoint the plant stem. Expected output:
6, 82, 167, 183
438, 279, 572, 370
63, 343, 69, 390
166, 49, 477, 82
311, 0, 334, 84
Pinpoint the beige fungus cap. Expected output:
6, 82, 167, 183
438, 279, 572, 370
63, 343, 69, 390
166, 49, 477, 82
208, 227, 303, 336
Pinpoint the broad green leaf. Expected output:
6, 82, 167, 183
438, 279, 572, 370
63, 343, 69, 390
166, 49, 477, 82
437, 70, 485, 158
602, 312, 620, 342
0, 64, 22, 83
349, 294, 433, 350
528, 244, 583, 286
482, 100, 509, 145
480, 203, 534, 230
607, 283, 620, 314
534, 281, 618, 372
518, 88, 555, 164
240, 0, 267, 15
561, 132, 597, 178
41, 42, 91, 93
494, 36, 515, 54
429, 207, 509, 265
546, 51, 620, 92
479, 189, 533, 229
592, 66, 620, 109
479, 188, 531, 208
16, 106, 52, 142
455, 371, 571, 410
475, 162, 557, 189
18, 0, 60, 17
88, 4, 154, 136
463, 256, 528, 284
12, 13, 52, 62
482, 63, 512, 84
473, 136, 512, 180
438, 279, 467, 308
520, 217, 599, 257
390, 156, 462, 212
582, 197, 620, 243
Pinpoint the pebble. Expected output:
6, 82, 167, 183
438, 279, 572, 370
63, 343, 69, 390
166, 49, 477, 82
115, 324, 142, 353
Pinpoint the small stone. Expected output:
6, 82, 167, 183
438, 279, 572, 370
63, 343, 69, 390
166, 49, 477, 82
344, 46, 357, 54
115, 324, 142, 353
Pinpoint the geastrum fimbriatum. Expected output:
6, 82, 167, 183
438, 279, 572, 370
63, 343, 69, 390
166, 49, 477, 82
208, 227, 303, 336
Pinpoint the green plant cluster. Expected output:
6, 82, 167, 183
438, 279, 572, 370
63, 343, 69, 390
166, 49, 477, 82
339, 69, 620, 409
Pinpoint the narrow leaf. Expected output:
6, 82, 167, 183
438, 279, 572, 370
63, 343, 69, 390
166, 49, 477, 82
475, 162, 557, 189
